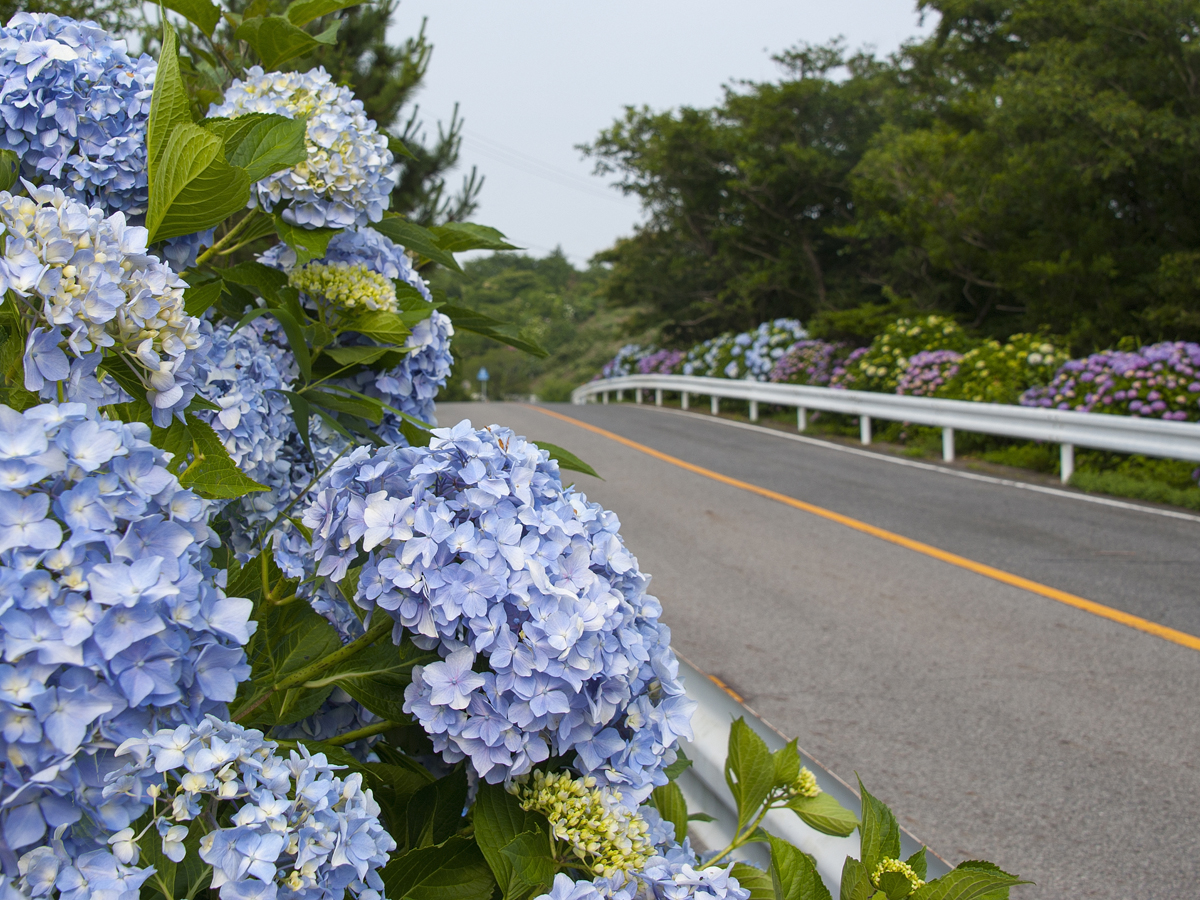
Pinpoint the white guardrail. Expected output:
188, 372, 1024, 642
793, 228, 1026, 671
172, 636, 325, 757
675, 656, 951, 892
572, 374, 1200, 483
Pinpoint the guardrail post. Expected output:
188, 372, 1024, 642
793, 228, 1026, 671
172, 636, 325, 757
749, 400, 758, 422
860, 416, 871, 445
616, 389, 623, 402
942, 427, 955, 462
682, 392, 689, 410
635, 388, 643, 404
1061, 443, 1074, 483
655, 389, 663, 407
602, 391, 609, 405
711, 396, 719, 415
797, 407, 807, 431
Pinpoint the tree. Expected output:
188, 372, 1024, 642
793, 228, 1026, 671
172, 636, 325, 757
585, 42, 887, 345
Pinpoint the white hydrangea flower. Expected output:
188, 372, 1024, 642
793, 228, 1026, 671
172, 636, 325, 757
208, 67, 398, 228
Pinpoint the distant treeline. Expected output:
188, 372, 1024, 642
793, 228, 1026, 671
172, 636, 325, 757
584, 0, 1200, 353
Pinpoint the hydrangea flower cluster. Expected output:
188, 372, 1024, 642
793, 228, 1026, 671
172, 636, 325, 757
828, 315, 970, 392
209, 67, 397, 229
677, 320, 806, 381
106, 716, 395, 900
600, 345, 649, 380
871, 858, 924, 894
0, 402, 254, 855
0, 186, 207, 425
289, 262, 398, 314
535, 843, 750, 900
768, 339, 848, 386
299, 422, 695, 800
11, 842, 150, 900
0, 14, 156, 215
895, 349, 963, 397
1020, 341, 1200, 420
947, 334, 1068, 405
194, 318, 300, 556
261, 226, 453, 429
635, 350, 683, 376
519, 771, 655, 878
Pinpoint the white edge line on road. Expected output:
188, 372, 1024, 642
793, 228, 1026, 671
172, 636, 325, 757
632, 404, 1200, 526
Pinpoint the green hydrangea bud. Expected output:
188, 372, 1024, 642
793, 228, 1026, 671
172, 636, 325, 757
871, 857, 925, 894
289, 260, 398, 313
792, 766, 820, 799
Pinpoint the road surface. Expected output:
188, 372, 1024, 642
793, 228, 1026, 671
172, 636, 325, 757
439, 401, 1200, 898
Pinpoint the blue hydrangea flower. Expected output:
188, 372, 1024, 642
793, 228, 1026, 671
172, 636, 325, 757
107, 716, 395, 900
9, 842, 150, 900
0, 185, 208, 425
208, 68, 397, 229
534, 841, 750, 900
0, 402, 254, 857
297, 421, 695, 801
0, 13, 155, 215
259, 226, 454, 432
681, 320, 806, 380
160, 228, 216, 275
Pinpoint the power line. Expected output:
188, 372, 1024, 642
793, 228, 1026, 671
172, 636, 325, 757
461, 132, 640, 206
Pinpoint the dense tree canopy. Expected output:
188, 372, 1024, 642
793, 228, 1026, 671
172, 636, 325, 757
589, 0, 1200, 351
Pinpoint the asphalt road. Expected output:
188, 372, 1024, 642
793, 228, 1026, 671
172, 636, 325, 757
440, 400, 1200, 899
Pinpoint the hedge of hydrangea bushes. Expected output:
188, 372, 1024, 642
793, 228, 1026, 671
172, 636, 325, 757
0, 11, 1029, 900
599, 312, 1200, 424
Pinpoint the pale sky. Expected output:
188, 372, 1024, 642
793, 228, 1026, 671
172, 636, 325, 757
387, 2, 937, 265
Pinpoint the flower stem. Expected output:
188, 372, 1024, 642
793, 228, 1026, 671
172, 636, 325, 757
273, 615, 393, 692
196, 212, 258, 265
324, 719, 398, 746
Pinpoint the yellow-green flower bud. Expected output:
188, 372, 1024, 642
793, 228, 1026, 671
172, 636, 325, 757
289, 260, 398, 313
792, 766, 820, 799
871, 858, 925, 893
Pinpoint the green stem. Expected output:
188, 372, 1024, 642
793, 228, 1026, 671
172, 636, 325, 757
273, 616, 393, 692
707, 793, 783, 866
324, 719, 398, 746
196, 212, 257, 265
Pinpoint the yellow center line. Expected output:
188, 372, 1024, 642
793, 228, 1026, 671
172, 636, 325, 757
527, 404, 1200, 654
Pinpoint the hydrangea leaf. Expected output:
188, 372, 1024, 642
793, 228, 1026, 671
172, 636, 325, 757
178, 414, 270, 499
239, 606, 342, 726
138, 818, 209, 900
219, 114, 309, 183
274, 216, 341, 267
222, 260, 291, 299
0, 149, 18, 193
650, 781, 688, 847
339, 309, 412, 345
773, 739, 802, 787
374, 214, 463, 271
732, 862, 777, 900
162, 0, 221, 35
664, 749, 693, 780
438, 302, 549, 358
498, 832, 557, 900
405, 768, 469, 850
725, 717, 777, 834
429, 222, 520, 253
906, 848, 928, 883
909, 863, 1027, 900
305, 388, 384, 424
840, 858, 874, 900
857, 776, 900, 871
147, 21, 192, 182
474, 783, 554, 900
766, 834, 830, 900
381, 835, 495, 900
285, 0, 364, 27
532, 440, 600, 479
786, 793, 859, 838
147, 122, 253, 242
182, 279, 225, 317
325, 345, 397, 366
235, 14, 339, 69
399, 416, 433, 448
324, 639, 438, 722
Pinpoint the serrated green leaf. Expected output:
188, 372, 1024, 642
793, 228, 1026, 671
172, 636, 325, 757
786, 793, 859, 838
774, 739, 801, 788
438, 303, 549, 357
688, 812, 716, 822
665, 750, 692, 781
430, 221, 520, 253
325, 345, 396, 366
285, 0, 363, 26
275, 216, 340, 266
857, 778, 900, 872
406, 767, 468, 850
341, 309, 412, 344
183, 280, 224, 317
909, 865, 1027, 900
223, 114, 308, 182
651, 781, 688, 846
499, 832, 556, 900
163, 0, 220, 35
238, 599, 340, 726
305, 389, 383, 424
148, 22, 192, 184
381, 836, 495, 900
222, 260, 291, 298
726, 717, 777, 835
533, 440, 600, 479
839, 858, 874, 900
0, 149, 18, 192
399, 416, 432, 448
150, 416, 194, 473
905, 849, 927, 883
321, 638, 437, 721
98, 357, 146, 402
178, 414, 269, 499
474, 783, 554, 900
147, 121, 251, 242
235, 14, 338, 69
733, 862, 777, 900
373, 214, 462, 271
878, 871, 916, 899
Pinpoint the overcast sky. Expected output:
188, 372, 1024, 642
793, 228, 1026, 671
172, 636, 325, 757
387, 2, 936, 266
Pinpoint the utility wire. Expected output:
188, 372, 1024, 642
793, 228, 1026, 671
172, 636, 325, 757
461, 132, 640, 206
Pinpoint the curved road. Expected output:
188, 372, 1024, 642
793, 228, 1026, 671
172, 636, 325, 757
441, 401, 1200, 899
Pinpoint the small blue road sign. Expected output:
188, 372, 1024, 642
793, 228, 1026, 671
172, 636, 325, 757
477, 367, 490, 382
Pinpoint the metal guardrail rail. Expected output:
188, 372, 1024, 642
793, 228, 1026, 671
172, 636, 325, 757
573, 374, 1200, 482
675, 656, 951, 893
